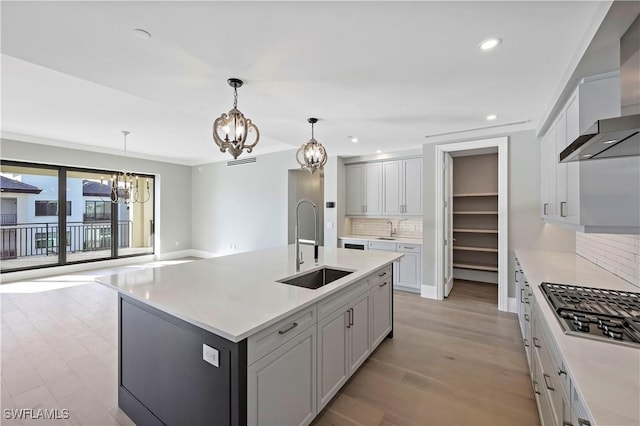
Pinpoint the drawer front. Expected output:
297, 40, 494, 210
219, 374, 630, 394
368, 241, 397, 251
317, 279, 368, 321
248, 305, 317, 365
396, 243, 421, 253
369, 265, 392, 287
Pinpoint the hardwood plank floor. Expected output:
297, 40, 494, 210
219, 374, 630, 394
312, 280, 539, 426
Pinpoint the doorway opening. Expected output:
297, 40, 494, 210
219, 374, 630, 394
288, 169, 324, 246
435, 137, 508, 311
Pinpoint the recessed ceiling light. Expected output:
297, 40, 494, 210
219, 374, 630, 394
479, 37, 501, 51
349, 137, 359, 143
376, 150, 382, 154
486, 114, 498, 121
602, 139, 618, 144
582, 154, 593, 158
133, 29, 152, 40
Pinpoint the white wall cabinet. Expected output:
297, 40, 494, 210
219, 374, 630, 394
539, 72, 639, 233
247, 325, 316, 426
346, 163, 382, 215
382, 158, 422, 216
347, 157, 422, 217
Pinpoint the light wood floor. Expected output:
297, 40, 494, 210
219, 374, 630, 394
312, 280, 539, 426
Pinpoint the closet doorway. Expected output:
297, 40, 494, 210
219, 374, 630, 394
435, 137, 508, 312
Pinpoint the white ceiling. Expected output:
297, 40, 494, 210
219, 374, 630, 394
1, 1, 608, 165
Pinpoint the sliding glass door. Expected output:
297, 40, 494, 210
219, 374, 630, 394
0, 160, 155, 273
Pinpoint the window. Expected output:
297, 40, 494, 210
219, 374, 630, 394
35, 201, 72, 216
84, 201, 111, 221
34, 231, 71, 249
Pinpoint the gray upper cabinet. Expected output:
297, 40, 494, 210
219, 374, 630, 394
540, 72, 640, 233
346, 163, 382, 216
347, 157, 422, 217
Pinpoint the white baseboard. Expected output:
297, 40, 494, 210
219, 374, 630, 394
508, 297, 518, 313
421, 284, 438, 299
188, 250, 225, 259
156, 249, 199, 261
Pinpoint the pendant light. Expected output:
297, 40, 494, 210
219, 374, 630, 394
296, 118, 328, 174
212, 78, 260, 159
100, 131, 151, 205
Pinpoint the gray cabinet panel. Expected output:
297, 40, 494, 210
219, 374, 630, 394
317, 305, 349, 410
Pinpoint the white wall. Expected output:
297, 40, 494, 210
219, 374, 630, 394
191, 150, 302, 255
323, 155, 344, 249
422, 130, 576, 297
1, 138, 192, 256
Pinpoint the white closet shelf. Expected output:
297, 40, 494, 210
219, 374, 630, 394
452, 192, 498, 197
452, 211, 498, 215
453, 246, 498, 253
453, 262, 499, 272
452, 228, 498, 234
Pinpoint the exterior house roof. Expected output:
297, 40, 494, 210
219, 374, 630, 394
83, 180, 113, 197
0, 175, 42, 194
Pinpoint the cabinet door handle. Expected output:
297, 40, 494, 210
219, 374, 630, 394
378, 271, 387, 277
543, 374, 555, 391
379, 281, 388, 287
523, 338, 529, 347
525, 314, 530, 322
543, 203, 548, 215
557, 369, 567, 377
533, 381, 541, 395
278, 322, 298, 335
560, 201, 567, 217
525, 297, 529, 305
515, 270, 518, 281
349, 308, 354, 326
533, 337, 541, 348
563, 422, 573, 426
577, 418, 591, 426
346, 310, 351, 329
520, 288, 525, 304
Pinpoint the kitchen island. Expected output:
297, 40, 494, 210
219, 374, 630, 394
96, 245, 402, 426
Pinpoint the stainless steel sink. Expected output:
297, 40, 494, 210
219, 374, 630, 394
376, 237, 396, 240
278, 267, 353, 290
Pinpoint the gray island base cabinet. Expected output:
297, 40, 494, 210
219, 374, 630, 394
113, 262, 394, 426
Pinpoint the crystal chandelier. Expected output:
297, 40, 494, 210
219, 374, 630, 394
296, 118, 328, 174
101, 131, 151, 204
212, 78, 260, 159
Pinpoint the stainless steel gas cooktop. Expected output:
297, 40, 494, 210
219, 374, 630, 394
540, 282, 640, 348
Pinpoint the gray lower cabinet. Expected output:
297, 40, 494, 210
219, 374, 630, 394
247, 325, 316, 426
516, 257, 593, 426
317, 290, 372, 412
317, 304, 350, 410
371, 279, 392, 348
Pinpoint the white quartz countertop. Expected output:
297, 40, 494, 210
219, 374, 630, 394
339, 235, 423, 245
96, 245, 401, 343
515, 249, 640, 426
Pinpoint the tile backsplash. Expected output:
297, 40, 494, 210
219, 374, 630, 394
576, 233, 640, 287
349, 218, 423, 239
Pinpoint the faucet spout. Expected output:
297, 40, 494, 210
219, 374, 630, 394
295, 199, 319, 272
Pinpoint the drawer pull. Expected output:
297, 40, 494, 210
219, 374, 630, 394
402, 246, 414, 250
379, 281, 388, 287
533, 337, 541, 348
378, 271, 387, 277
578, 418, 591, 426
557, 369, 567, 377
524, 314, 529, 322
520, 289, 524, 304
523, 338, 529, 347
278, 322, 298, 335
563, 422, 573, 426
543, 374, 555, 391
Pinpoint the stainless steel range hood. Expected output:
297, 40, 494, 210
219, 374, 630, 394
560, 14, 640, 162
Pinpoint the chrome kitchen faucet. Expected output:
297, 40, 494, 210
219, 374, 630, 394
295, 199, 319, 272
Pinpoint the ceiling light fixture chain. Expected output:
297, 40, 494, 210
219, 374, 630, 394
100, 130, 151, 205
212, 78, 260, 159
296, 117, 328, 174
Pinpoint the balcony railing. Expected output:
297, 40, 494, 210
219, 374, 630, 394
1, 214, 17, 226
0, 220, 131, 260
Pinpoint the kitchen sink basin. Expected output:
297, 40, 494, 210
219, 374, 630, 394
278, 267, 353, 290
376, 237, 396, 240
